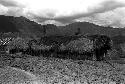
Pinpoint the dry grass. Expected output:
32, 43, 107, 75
0, 54, 125, 84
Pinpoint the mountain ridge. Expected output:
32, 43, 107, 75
0, 15, 124, 37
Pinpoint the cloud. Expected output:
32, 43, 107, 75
75, 7, 125, 28
40, 20, 66, 26
0, 4, 8, 15
6, 7, 25, 17
23, 0, 125, 26
0, 0, 24, 7
0, 0, 26, 16
0, 0, 125, 27
53, 0, 125, 24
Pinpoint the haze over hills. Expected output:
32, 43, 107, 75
0, 15, 125, 38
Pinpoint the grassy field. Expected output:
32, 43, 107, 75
0, 53, 125, 84
0, 34, 125, 83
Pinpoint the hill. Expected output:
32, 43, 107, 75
0, 15, 125, 38
59, 22, 125, 37
0, 15, 63, 38
0, 15, 44, 37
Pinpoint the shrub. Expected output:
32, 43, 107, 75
6, 37, 29, 51
63, 37, 94, 53
106, 49, 120, 60
32, 43, 53, 51
119, 43, 125, 58
0, 37, 14, 45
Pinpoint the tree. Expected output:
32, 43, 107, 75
43, 25, 47, 37
75, 28, 81, 35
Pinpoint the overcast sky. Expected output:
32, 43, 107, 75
0, 0, 125, 28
